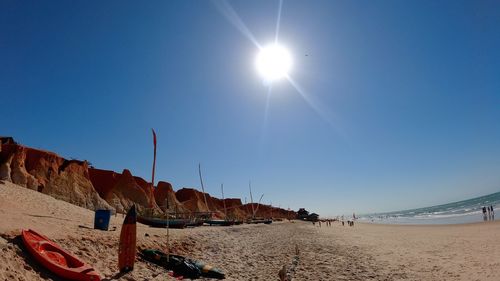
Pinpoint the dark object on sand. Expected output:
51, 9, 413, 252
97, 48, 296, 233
140, 249, 200, 279
137, 216, 188, 229
22, 229, 101, 281
205, 219, 234, 226
248, 219, 272, 224
191, 258, 226, 279
119, 205, 137, 273
141, 249, 225, 279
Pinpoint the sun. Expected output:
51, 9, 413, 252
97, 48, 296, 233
256, 44, 292, 82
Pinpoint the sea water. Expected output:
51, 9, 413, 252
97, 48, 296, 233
359, 191, 500, 225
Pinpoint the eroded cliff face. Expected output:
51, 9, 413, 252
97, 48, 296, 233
88, 168, 160, 214
175, 188, 213, 214
154, 181, 186, 213
0, 143, 111, 211
173, 188, 296, 219
0, 137, 298, 219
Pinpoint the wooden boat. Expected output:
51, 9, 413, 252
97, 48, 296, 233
248, 219, 273, 224
186, 219, 204, 227
137, 216, 188, 229
205, 219, 234, 226
22, 229, 101, 281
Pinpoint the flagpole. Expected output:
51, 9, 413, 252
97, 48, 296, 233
151, 129, 169, 261
151, 129, 157, 210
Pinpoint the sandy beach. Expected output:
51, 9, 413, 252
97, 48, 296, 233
1, 180, 499, 281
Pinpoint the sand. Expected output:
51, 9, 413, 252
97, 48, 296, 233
1, 180, 499, 280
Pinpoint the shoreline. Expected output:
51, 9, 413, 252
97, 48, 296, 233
358, 219, 500, 227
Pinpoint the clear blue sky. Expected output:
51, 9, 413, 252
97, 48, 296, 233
1, 0, 499, 216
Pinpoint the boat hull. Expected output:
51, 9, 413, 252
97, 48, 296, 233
137, 216, 188, 229
205, 219, 234, 226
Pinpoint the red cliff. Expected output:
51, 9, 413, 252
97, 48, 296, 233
0, 142, 111, 211
88, 168, 160, 214
154, 181, 186, 213
0, 136, 298, 219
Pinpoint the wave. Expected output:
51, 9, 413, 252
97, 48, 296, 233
362, 191, 500, 224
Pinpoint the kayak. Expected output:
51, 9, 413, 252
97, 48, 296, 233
141, 249, 225, 279
137, 216, 188, 229
21, 229, 101, 281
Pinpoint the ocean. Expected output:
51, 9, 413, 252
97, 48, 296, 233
359, 191, 500, 225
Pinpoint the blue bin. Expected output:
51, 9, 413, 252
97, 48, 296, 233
94, 209, 111, 230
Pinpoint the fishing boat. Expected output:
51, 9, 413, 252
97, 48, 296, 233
22, 229, 101, 281
186, 219, 205, 227
137, 216, 188, 229
205, 219, 234, 226
247, 218, 273, 224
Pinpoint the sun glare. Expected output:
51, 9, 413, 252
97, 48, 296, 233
256, 44, 292, 82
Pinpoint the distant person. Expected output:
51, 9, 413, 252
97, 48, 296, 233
490, 205, 495, 220
318, 221, 322, 227
482, 206, 487, 221
342, 220, 345, 226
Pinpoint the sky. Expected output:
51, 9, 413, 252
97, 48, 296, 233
1, 0, 499, 217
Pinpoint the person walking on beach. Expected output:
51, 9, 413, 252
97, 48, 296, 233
482, 206, 487, 221
490, 205, 495, 220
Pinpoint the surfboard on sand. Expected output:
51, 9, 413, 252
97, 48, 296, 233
119, 205, 137, 273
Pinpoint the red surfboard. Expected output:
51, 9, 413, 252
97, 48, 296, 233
118, 205, 137, 273
22, 229, 101, 281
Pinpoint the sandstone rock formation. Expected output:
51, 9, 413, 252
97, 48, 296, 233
154, 181, 186, 213
175, 188, 213, 214
0, 143, 112, 211
88, 168, 160, 214
0, 136, 299, 220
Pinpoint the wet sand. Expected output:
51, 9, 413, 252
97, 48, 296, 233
1, 181, 499, 280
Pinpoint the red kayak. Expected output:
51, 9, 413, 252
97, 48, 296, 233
22, 229, 101, 281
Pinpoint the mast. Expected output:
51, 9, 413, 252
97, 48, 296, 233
270, 201, 273, 219
198, 163, 210, 215
221, 183, 227, 219
254, 194, 264, 217
249, 181, 255, 219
